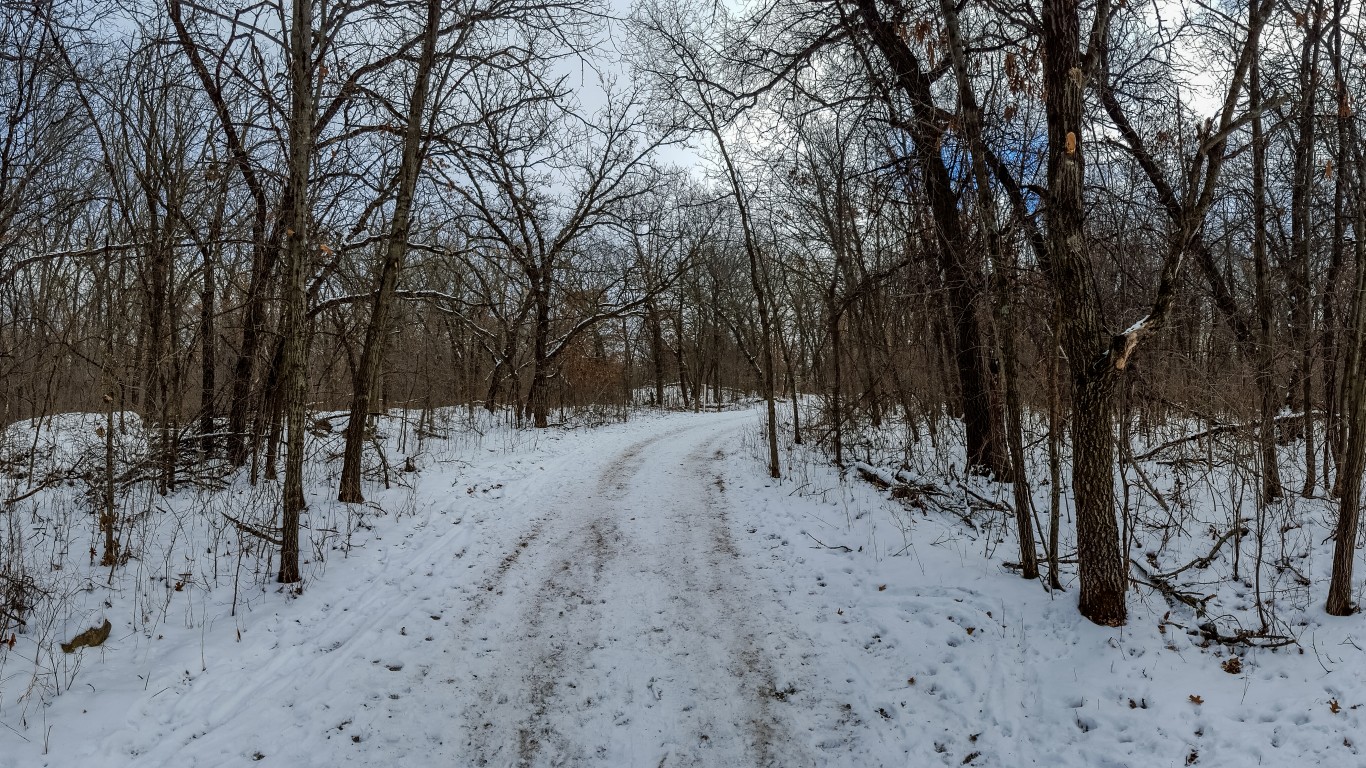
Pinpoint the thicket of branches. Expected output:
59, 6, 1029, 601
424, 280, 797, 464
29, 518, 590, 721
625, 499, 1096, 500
4, 0, 1366, 628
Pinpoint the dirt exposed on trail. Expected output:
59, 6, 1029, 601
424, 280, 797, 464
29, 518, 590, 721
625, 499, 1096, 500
456, 416, 817, 767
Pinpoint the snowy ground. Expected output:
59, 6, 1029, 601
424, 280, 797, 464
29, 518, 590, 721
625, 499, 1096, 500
2, 406, 1365, 766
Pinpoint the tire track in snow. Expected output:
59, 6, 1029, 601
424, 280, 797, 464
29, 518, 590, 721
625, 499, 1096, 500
98, 422, 656, 765
455, 411, 819, 767
461, 428, 680, 766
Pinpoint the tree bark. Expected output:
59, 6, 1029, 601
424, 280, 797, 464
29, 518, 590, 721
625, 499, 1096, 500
339, 0, 441, 504
529, 265, 552, 428
1041, 0, 1127, 625
648, 298, 666, 406
278, 0, 315, 585
850, 0, 1008, 478
938, 0, 1032, 571
1250, 49, 1283, 502
1325, 180, 1366, 616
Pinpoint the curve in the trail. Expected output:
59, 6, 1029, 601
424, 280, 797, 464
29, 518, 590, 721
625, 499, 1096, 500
64, 411, 843, 768
456, 412, 818, 767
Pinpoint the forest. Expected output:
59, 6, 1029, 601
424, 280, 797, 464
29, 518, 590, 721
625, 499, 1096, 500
3, 0, 1366, 760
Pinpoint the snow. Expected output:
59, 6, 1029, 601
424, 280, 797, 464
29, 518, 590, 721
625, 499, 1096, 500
2, 406, 1364, 766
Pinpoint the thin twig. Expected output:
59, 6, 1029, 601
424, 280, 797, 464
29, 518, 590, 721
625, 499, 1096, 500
803, 531, 852, 552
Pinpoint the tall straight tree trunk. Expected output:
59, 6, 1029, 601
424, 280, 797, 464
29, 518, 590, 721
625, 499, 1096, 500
1325, 170, 1366, 616
1324, 0, 1349, 491
778, 319, 801, 444
705, 116, 779, 476
1047, 326, 1065, 591
529, 269, 552, 428
1285, 10, 1322, 489
339, 0, 440, 504
1251, 50, 1283, 502
940, 0, 1032, 573
144, 194, 172, 496
277, 0, 315, 585
1041, 0, 1127, 625
199, 244, 217, 456
829, 306, 844, 467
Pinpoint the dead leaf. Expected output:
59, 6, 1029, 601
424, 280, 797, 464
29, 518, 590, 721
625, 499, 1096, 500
1189, 694, 1204, 705
1331, 699, 1342, 714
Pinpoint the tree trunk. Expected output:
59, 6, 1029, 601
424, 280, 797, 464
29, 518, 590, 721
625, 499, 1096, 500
1042, 0, 1127, 625
939, 0, 1030, 571
1325, 196, 1366, 615
529, 271, 552, 428
830, 307, 844, 467
648, 298, 666, 406
1250, 51, 1283, 502
277, 0, 315, 585
1324, 0, 1349, 492
1047, 327, 1064, 591
199, 240, 217, 457
850, 0, 1008, 478
339, 0, 440, 504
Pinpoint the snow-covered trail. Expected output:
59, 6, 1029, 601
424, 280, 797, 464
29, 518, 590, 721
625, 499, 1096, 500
454, 410, 816, 767
14, 408, 1366, 768
24, 409, 851, 768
